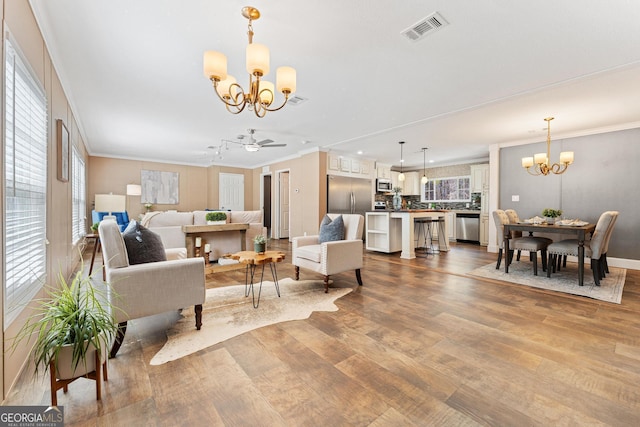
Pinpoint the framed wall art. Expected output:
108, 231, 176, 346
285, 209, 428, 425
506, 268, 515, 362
56, 119, 70, 182
141, 170, 180, 204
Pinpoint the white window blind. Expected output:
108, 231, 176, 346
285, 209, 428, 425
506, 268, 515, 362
4, 38, 48, 326
72, 146, 86, 243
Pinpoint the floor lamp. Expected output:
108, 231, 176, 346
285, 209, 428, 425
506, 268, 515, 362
126, 184, 142, 214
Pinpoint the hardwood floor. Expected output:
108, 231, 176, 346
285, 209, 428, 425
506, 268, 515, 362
5, 240, 640, 426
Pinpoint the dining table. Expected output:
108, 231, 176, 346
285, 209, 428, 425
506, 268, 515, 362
503, 221, 596, 286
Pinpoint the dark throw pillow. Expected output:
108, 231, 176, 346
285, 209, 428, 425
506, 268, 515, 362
318, 215, 345, 243
122, 220, 167, 265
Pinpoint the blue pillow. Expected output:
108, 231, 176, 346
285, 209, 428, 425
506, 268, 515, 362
318, 215, 344, 243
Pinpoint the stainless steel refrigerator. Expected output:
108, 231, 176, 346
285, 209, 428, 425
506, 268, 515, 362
327, 175, 373, 218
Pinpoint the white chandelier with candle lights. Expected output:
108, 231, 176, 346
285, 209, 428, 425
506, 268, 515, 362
203, 6, 297, 118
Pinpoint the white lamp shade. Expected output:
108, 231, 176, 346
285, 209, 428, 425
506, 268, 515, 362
398, 173, 406, 182
246, 43, 270, 76
203, 51, 227, 81
276, 66, 296, 94
216, 75, 237, 99
95, 194, 126, 214
126, 184, 141, 196
522, 157, 534, 168
421, 175, 428, 184
258, 80, 274, 104
534, 153, 547, 165
560, 151, 574, 164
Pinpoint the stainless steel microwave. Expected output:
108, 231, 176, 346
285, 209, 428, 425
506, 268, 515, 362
376, 179, 392, 192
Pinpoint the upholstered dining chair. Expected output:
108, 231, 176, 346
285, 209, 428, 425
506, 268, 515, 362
292, 213, 364, 293
546, 211, 619, 285
505, 209, 524, 261
493, 209, 552, 275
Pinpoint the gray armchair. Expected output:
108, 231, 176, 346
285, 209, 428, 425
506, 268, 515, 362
98, 220, 206, 357
292, 214, 364, 293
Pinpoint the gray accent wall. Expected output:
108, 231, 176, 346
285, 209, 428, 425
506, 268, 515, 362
499, 127, 640, 260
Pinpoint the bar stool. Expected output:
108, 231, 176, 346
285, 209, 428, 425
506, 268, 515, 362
431, 216, 448, 253
414, 218, 428, 254
415, 218, 435, 255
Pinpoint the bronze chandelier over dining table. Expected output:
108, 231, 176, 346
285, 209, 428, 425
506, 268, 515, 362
203, 6, 297, 118
522, 117, 574, 176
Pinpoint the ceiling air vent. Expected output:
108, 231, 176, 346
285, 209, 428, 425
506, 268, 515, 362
288, 95, 307, 106
402, 12, 448, 42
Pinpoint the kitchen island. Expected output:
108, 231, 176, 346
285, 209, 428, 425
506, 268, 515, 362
366, 210, 449, 259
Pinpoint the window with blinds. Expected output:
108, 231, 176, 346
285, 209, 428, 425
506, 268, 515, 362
4, 38, 48, 326
72, 146, 86, 243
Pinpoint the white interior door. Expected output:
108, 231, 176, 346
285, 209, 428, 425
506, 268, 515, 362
278, 171, 290, 238
219, 173, 244, 211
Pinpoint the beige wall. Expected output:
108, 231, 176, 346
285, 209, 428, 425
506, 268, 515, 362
254, 151, 327, 240
1, 0, 89, 399
89, 157, 255, 222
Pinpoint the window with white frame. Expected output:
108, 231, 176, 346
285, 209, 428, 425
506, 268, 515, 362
72, 146, 86, 243
4, 37, 48, 326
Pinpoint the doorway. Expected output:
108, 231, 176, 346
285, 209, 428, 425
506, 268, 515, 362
219, 173, 244, 210
275, 170, 290, 239
262, 174, 272, 237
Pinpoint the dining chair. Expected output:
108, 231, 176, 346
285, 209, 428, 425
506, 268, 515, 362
505, 209, 524, 261
546, 211, 619, 285
493, 209, 552, 275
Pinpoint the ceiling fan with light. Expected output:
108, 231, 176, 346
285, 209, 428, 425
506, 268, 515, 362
234, 128, 286, 152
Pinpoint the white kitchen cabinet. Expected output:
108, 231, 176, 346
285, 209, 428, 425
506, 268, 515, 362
402, 172, 421, 196
447, 211, 456, 241
340, 157, 351, 172
376, 163, 391, 179
328, 154, 340, 171
480, 213, 489, 246
470, 164, 489, 193
390, 171, 401, 191
327, 155, 373, 178
365, 212, 402, 253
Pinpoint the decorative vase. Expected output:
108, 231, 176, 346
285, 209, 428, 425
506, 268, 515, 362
207, 220, 226, 225
546, 217, 556, 225
254, 243, 266, 254
393, 194, 402, 210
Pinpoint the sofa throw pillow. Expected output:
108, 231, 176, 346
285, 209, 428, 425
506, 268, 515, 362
122, 220, 167, 265
318, 215, 345, 243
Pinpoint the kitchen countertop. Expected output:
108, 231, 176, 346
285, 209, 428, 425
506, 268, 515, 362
369, 209, 481, 214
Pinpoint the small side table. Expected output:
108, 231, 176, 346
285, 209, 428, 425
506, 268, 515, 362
85, 234, 105, 280
226, 250, 286, 308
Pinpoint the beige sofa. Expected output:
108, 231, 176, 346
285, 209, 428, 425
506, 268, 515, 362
141, 210, 267, 260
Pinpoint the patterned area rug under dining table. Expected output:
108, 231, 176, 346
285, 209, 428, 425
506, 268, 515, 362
468, 259, 626, 304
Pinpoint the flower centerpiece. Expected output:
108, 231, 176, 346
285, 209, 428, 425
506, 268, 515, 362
144, 202, 153, 213
253, 234, 267, 253
542, 208, 563, 224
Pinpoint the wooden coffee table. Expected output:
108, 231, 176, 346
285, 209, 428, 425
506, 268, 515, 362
226, 250, 286, 308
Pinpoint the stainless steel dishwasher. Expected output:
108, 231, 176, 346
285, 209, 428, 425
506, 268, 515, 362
456, 212, 480, 243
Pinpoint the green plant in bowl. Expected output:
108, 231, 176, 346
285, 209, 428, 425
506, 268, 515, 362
542, 208, 562, 218
205, 211, 227, 222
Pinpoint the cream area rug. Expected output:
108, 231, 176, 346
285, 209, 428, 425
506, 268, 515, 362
468, 260, 626, 304
150, 278, 352, 365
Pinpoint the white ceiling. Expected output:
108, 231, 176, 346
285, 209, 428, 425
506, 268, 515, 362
29, 0, 640, 170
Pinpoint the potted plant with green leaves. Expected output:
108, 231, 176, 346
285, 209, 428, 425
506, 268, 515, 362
91, 222, 99, 233
206, 211, 227, 225
11, 269, 119, 404
253, 234, 267, 253
542, 208, 563, 224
